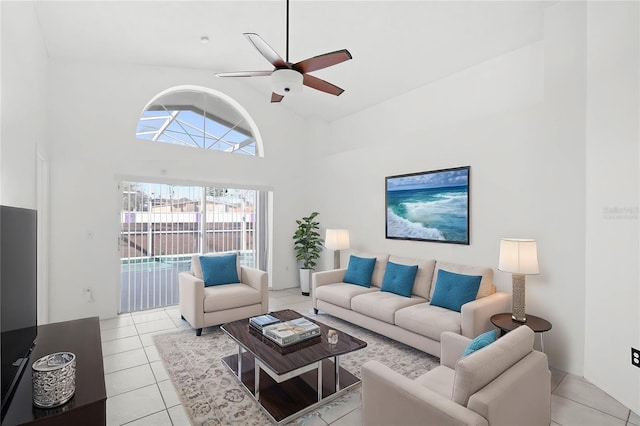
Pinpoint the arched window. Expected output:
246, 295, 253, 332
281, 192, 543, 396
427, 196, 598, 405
136, 86, 262, 156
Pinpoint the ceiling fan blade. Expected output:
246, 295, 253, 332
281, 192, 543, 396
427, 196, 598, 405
294, 49, 352, 74
271, 93, 284, 103
303, 74, 345, 96
215, 71, 273, 78
243, 33, 287, 68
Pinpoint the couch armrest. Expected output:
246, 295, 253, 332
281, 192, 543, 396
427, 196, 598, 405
311, 269, 346, 308
441, 332, 471, 369
241, 266, 269, 312
460, 292, 511, 338
312, 269, 346, 289
179, 271, 205, 329
468, 351, 551, 425
362, 361, 488, 426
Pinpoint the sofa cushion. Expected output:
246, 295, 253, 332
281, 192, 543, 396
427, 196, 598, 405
415, 365, 455, 399
389, 256, 436, 298
452, 325, 534, 406
430, 261, 494, 300
192, 252, 241, 282
430, 270, 482, 312
351, 291, 425, 324
200, 253, 240, 286
343, 255, 377, 287
315, 283, 378, 309
462, 329, 497, 357
355, 252, 390, 288
394, 303, 462, 340
203, 283, 262, 312
381, 261, 418, 297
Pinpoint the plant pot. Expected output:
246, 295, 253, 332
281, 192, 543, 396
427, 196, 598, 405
299, 268, 312, 296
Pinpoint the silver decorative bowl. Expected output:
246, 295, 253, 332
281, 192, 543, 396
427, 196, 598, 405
32, 352, 76, 408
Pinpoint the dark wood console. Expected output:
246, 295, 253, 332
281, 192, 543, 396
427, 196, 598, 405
2, 317, 106, 425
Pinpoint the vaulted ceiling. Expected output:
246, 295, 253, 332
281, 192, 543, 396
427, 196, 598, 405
33, 1, 550, 122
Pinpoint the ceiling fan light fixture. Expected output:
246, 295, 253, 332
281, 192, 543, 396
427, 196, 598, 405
271, 69, 303, 96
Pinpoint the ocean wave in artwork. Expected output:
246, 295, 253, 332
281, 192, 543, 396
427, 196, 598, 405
386, 209, 445, 240
402, 192, 467, 223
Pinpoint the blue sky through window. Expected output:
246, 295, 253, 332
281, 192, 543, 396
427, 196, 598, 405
136, 90, 257, 156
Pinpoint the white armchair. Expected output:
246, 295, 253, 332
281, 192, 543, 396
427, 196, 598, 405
179, 254, 268, 335
362, 326, 551, 426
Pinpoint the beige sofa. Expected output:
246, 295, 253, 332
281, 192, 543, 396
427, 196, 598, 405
362, 326, 551, 426
179, 254, 268, 335
312, 253, 510, 357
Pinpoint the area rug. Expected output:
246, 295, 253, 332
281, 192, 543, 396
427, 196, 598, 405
154, 312, 439, 425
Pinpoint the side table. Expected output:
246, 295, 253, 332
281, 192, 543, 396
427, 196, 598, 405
490, 313, 552, 352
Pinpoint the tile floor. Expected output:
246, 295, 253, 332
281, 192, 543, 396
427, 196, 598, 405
102, 288, 639, 426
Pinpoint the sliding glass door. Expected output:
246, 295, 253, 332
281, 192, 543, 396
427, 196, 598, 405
119, 181, 265, 313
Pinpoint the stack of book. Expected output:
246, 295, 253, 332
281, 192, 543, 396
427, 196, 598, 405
249, 314, 281, 332
262, 318, 321, 347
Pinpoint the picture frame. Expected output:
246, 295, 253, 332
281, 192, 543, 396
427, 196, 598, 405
385, 166, 470, 245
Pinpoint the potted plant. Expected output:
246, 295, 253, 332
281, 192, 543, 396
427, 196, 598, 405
292, 211, 324, 295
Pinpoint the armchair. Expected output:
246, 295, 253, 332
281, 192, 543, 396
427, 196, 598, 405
362, 325, 551, 426
179, 254, 268, 335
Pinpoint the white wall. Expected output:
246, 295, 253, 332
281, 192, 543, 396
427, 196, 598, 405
0, 1, 48, 208
584, 1, 640, 414
44, 58, 312, 321
311, 3, 588, 375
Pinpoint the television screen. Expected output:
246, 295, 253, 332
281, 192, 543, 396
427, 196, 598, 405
1, 205, 37, 418
385, 166, 470, 244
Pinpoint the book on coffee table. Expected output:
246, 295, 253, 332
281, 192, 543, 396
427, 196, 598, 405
249, 314, 281, 331
262, 317, 321, 347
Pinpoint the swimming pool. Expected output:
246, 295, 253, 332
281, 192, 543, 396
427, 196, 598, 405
119, 253, 255, 313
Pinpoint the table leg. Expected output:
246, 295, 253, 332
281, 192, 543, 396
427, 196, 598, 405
334, 356, 340, 392
255, 362, 260, 400
317, 362, 323, 402
540, 333, 545, 353
237, 346, 242, 379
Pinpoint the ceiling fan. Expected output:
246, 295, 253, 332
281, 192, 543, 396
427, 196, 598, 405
215, 0, 352, 103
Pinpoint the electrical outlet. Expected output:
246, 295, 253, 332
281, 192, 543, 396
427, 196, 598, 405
632, 347, 640, 368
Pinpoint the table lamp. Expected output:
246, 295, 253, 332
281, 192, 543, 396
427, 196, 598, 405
498, 238, 539, 323
325, 229, 350, 269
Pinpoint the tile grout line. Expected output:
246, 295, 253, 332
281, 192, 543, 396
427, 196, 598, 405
550, 371, 567, 393
552, 393, 630, 423
143, 313, 180, 426
106, 376, 156, 399
101, 313, 179, 426
141, 319, 179, 410
119, 406, 169, 426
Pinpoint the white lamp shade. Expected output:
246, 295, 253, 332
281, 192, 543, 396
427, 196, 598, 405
271, 69, 303, 96
325, 229, 350, 250
498, 239, 540, 275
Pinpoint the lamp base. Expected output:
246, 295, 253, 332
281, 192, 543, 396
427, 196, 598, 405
511, 274, 527, 323
333, 250, 341, 269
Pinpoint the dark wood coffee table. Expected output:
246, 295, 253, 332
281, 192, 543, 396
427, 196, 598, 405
220, 309, 367, 425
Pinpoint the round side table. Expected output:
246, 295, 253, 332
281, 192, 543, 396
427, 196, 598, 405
490, 313, 552, 352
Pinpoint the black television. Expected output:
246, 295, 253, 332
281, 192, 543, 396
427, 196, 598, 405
0, 205, 37, 420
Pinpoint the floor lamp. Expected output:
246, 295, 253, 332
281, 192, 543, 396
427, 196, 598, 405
325, 229, 350, 269
498, 238, 539, 323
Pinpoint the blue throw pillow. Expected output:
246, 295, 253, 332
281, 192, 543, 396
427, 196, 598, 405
343, 255, 376, 287
430, 269, 482, 312
462, 329, 497, 357
200, 254, 239, 287
380, 261, 418, 297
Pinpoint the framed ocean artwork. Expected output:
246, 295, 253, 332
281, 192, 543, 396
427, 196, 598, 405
385, 166, 470, 244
